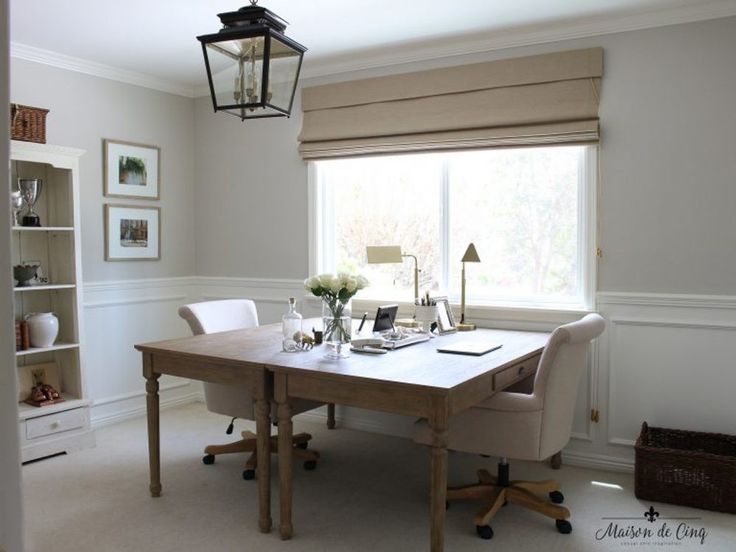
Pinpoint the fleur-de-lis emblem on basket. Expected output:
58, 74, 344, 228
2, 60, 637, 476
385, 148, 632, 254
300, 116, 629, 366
644, 506, 660, 523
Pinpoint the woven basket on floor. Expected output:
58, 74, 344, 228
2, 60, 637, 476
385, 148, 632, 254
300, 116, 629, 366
10, 103, 49, 144
635, 422, 736, 513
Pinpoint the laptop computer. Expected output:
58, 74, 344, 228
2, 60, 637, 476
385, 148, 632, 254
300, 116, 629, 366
437, 341, 503, 356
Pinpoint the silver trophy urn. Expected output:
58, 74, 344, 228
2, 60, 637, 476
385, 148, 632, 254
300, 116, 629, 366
18, 178, 43, 227
11, 190, 24, 227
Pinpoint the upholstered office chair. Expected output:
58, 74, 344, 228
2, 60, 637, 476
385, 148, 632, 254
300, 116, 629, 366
178, 299, 322, 480
414, 313, 605, 539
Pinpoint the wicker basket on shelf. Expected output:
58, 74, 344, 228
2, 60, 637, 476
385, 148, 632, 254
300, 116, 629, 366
635, 422, 736, 513
10, 103, 49, 143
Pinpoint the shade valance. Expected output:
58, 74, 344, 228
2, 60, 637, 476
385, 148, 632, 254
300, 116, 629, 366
298, 47, 602, 159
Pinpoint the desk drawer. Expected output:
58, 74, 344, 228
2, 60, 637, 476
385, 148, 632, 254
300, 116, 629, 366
494, 354, 541, 391
26, 408, 88, 440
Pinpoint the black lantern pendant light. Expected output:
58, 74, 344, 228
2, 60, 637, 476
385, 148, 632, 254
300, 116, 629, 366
197, 0, 306, 121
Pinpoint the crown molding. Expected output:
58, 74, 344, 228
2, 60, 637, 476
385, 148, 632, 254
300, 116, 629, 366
12, 0, 736, 97
300, 0, 736, 79
10, 42, 196, 98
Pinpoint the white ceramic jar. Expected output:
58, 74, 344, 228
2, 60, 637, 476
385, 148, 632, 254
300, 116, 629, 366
26, 312, 59, 348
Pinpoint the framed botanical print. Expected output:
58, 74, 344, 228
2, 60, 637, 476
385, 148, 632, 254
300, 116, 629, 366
104, 139, 160, 199
104, 204, 161, 261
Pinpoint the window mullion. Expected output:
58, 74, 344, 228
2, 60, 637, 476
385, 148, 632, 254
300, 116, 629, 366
440, 158, 450, 296
322, 174, 336, 273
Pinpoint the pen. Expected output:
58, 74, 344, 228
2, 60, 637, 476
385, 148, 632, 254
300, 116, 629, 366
357, 312, 368, 332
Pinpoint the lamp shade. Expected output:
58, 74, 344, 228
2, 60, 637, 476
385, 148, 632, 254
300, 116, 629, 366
461, 243, 480, 263
197, 4, 306, 121
366, 245, 403, 264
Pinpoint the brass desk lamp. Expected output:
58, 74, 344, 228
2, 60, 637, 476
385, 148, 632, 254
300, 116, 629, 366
366, 245, 420, 300
458, 243, 480, 331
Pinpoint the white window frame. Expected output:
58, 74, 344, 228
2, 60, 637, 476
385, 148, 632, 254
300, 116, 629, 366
307, 147, 598, 319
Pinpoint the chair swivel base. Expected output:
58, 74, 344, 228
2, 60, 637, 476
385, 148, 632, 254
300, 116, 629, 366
202, 430, 320, 480
447, 468, 571, 539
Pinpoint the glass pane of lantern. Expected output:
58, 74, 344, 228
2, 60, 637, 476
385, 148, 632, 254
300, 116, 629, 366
206, 36, 266, 109
267, 36, 303, 112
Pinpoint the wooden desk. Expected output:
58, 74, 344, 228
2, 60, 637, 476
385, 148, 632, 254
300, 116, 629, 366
136, 322, 548, 552
135, 324, 288, 534
265, 323, 549, 552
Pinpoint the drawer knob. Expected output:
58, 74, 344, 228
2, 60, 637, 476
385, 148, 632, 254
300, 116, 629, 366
518, 366, 525, 375
51, 420, 61, 429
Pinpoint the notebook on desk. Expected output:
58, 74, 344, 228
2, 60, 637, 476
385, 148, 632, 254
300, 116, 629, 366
437, 341, 502, 356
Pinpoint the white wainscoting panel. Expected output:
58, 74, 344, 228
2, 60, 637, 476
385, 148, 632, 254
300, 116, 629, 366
563, 292, 736, 472
607, 318, 736, 445
83, 277, 199, 427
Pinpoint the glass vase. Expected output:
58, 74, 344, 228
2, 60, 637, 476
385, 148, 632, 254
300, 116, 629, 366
322, 298, 352, 359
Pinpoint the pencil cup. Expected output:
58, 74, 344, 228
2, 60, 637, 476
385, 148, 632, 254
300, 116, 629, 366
414, 305, 438, 333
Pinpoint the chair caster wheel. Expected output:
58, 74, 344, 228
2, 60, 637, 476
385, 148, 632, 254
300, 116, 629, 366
549, 490, 564, 504
296, 442, 309, 450
556, 519, 572, 534
202, 454, 215, 465
243, 469, 256, 480
303, 460, 317, 471
476, 525, 494, 540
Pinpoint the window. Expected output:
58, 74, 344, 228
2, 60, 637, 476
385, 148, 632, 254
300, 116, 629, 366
311, 145, 596, 310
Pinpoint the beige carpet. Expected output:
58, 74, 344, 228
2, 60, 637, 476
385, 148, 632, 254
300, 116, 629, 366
22, 403, 736, 551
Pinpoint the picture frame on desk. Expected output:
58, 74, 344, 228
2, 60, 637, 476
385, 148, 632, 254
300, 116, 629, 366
432, 296, 457, 334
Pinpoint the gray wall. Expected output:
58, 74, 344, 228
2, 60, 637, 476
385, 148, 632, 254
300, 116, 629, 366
10, 59, 196, 282
194, 16, 736, 295
193, 98, 308, 278
1, 1, 25, 549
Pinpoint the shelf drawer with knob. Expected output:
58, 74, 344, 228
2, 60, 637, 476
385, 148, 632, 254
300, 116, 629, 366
493, 353, 541, 391
25, 407, 88, 440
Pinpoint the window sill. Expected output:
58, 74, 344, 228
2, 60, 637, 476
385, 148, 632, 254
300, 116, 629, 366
303, 295, 592, 331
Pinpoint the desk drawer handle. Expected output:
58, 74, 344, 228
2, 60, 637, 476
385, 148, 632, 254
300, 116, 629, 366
50, 420, 61, 429
518, 365, 525, 376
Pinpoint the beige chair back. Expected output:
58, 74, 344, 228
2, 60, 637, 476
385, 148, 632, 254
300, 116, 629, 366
178, 300, 259, 420
532, 313, 605, 458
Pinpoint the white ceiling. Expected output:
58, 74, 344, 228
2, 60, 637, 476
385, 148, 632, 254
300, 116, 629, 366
10, 0, 736, 94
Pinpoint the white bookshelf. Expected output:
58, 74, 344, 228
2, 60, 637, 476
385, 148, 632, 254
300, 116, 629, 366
11, 140, 95, 462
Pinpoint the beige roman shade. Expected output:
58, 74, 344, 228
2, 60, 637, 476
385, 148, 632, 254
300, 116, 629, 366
298, 48, 602, 159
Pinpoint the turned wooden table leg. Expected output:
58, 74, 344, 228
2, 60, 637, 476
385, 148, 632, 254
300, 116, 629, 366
550, 451, 562, 470
275, 373, 294, 540
327, 403, 336, 429
143, 355, 161, 498
429, 400, 449, 552
255, 396, 272, 533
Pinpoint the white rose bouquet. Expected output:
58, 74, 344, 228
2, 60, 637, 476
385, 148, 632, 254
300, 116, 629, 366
304, 272, 369, 349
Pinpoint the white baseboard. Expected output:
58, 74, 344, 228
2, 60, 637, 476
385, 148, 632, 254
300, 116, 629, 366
91, 391, 203, 429
561, 449, 634, 473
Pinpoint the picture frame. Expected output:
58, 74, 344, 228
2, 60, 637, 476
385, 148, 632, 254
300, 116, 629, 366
17, 362, 61, 402
432, 296, 458, 334
104, 204, 161, 261
103, 139, 160, 200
